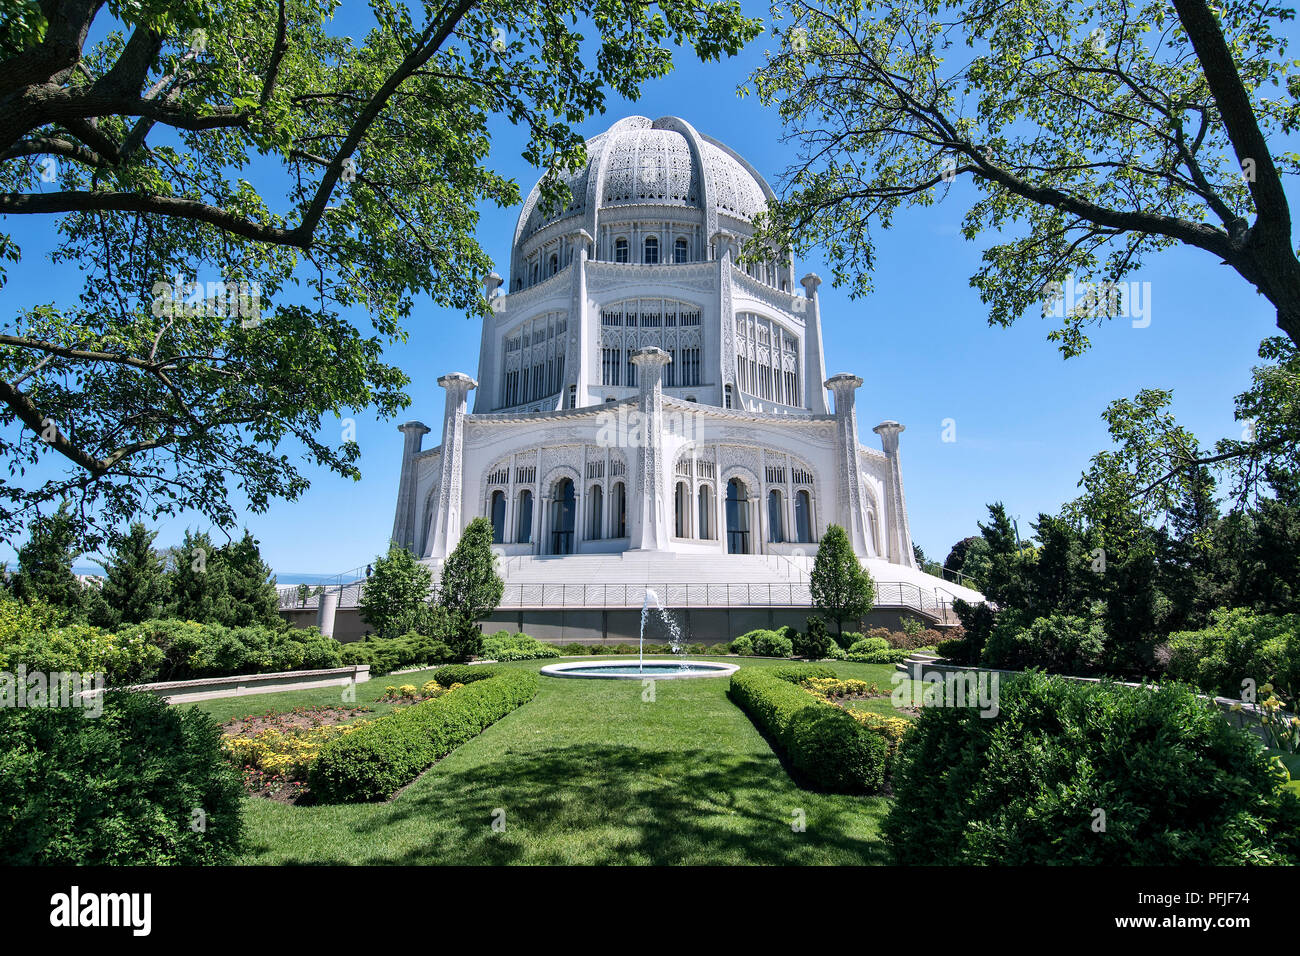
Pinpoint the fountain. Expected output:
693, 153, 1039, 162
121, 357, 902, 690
539, 588, 738, 680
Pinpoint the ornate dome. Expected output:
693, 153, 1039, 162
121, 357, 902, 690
512, 116, 773, 259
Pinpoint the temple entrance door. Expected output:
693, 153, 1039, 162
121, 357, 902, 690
551, 478, 575, 554
725, 477, 750, 554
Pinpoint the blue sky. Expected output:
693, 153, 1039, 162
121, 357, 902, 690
1, 2, 1291, 577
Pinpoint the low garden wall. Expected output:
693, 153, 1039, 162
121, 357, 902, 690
86, 664, 373, 704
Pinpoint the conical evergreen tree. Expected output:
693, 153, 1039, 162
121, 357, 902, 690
438, 517, 504, 661
94, 522, 169, 627
221, 530, 280, 627
167, 530, 232, 624
12, 504, 86, 619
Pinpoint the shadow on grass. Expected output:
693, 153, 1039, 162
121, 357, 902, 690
244, 744, 890, 865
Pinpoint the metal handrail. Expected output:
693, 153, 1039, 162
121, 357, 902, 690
487, 580, 959, 621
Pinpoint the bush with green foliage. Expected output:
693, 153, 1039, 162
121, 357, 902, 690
0, 595, 69, 671
980, 610, 1107, 676
729, 667, 887, 792
0, 691, 244, 863
0, 609, 343, 685
883, 672, 1300, 864
339, 631, 454, 676
1166, 608, 1300, 698
829, 629, 862, 651
728, 634, 753, 656
820, 639, 846, 660
480, 630, 561, 661
1, 622, 164, 686
881, 625, 947, 651
793, 617, 832, 659
848, 636, 891, 656
121, 619, 342, 681
359, 543, 436, 640
733, 629, 794, 658
309, 668, 538, 801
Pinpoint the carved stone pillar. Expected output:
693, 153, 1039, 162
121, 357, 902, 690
391, 421, 430, 550
826, 373, 870, 556
427, 373, 477, 559
629, 347, 672, 551
873, 420, 916, 568
800, 273, 830, 414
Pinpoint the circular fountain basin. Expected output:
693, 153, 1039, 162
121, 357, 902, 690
540, 659, 739, 680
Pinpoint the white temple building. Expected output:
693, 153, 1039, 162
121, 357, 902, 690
388, 115, 982, 642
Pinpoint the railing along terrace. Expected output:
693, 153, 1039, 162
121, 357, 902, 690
279, 574, 967, 624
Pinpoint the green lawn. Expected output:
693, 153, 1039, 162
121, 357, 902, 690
192, 657, 908, 865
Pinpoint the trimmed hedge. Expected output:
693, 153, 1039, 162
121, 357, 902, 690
846, 648, 912, 664
481, 631, 561, 662
429, 663, 502, 686
729, 668, 887, 793
767, 662, 837, 683
0, 691, 244, 864
883, 672, 1300, 864
309, 668, 538, 802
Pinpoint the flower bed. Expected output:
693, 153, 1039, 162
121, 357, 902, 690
221, 705, 376, 803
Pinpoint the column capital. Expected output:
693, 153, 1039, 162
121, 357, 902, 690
481, 272, 503, 297
631, 346, 672, 369
438, 372, 478, 392
800, 272, 822, 297
398, 420, 431, 437
825, 372, 863, 392
873, 419, 905, 453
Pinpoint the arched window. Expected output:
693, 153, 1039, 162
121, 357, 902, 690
551, 478, 575, 554
724, 384, 735, 409
674, 237, 689, 263
516, 490, 533, 544
726, 478, 749, 554
611, 482, 627, 537
588, 485, 603, 540
490, 490, 506, 544
795, 490, 812, 543
698, 485, 712, 539
644, 235, 659, 264
614, 237, 629, 263
768, 489, 785, 543
674, 481, 689, 537
549, 253, 558, 275
531, 262, 539, 284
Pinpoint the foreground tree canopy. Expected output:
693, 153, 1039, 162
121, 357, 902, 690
750, 0, 1300, 353
0, 0, 761, 545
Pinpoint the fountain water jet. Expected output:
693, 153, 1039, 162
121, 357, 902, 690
640, 588, 685, 673
541, 589, 736, 680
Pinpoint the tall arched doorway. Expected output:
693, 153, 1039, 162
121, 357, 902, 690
726, 477, 750, 554
551, 478, 575, 554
